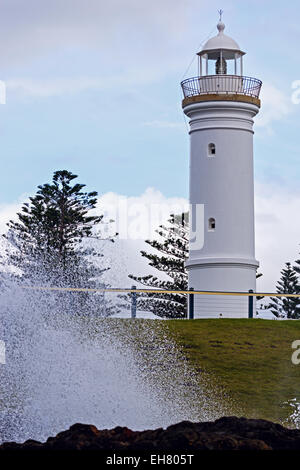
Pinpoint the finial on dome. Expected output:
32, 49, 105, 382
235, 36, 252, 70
217, 9, 225, 34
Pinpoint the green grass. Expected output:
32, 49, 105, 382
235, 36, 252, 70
75, 317, 300, 425
166, 319, 300, 424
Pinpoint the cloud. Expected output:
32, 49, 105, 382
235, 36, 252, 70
255, 183, 300, 291
255, 82, 292, 131
6, 77, 103, 98
99, 186, 300, 292
98, 187, 188, 240
96, 188, 189, 286
0, 188, 189, 286
98, 186, 300, 292
6, 66, 168, 98
1, 185, 299, 292
0, 0, 193, 69
2, 0, 295, 141
142, 121, 186, 130
0, 198, 25, 233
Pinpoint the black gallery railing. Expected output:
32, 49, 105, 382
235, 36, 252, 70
181, 75, 262, 99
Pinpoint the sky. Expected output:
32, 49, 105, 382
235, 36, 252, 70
0, 0, 299, 291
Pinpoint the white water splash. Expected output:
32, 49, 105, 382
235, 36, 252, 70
284, 399, 300, 428
0, 282, 228, 443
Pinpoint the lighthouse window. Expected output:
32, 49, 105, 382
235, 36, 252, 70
208, 143, 216, 156
208, 218, 216, 231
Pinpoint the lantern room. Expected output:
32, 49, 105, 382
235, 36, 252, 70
197, 18, 245, 76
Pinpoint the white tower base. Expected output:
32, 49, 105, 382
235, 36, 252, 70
187, 259, 258, 318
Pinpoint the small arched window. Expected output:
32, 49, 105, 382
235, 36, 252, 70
208, 143, 216, 156
208, 217, 216, 231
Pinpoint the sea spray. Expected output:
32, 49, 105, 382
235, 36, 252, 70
0, 281, 230, 443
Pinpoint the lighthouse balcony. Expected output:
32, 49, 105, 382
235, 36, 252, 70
181, 75, 262, 106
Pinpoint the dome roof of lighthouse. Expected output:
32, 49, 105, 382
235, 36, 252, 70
199, 21, 245, 60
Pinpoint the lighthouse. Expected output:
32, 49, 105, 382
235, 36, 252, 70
181, 14, 262, 318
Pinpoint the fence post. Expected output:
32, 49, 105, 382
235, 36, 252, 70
248, 289, 254, 319
188, 288, 194, 319
131, 285, 137, 319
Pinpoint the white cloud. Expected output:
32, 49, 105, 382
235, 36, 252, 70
0, 188, 188, 286
142, 121, 186, 130
98, 187, 188, 241
6, 77, 104, 98
1, 185, 299, 292
255, 82, 292, 131
6, 68, 164, 98
0, 198, 25, 233
255, 183, 300, 292
98, 186, 300, 292
0, 0, 193, 68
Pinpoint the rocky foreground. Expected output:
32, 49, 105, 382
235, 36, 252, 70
1, 417, 300, 451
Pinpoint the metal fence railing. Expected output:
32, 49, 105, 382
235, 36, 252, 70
181, 75, 262, 99
20, 285, 300, 320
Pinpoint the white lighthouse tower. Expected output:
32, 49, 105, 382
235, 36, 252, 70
181, 14, 262, 318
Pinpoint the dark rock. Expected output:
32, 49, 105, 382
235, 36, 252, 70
1, 416, 300, 451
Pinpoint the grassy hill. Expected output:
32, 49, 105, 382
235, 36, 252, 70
166, 319, 300, 425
